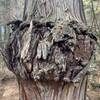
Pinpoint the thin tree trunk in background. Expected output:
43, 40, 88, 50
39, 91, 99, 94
2, 0, 96, 100
23, 0, 28, 21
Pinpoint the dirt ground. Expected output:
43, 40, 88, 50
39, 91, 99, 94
0, 68, 100, 100
0, 79, 19, 100
0, 68, 18, 100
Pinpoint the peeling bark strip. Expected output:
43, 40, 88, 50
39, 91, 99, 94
4, 19, 96, 100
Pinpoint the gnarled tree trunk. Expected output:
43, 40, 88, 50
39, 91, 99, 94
2, 0, 97, 100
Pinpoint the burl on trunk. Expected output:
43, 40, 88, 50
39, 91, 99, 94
4, 19, 96, 100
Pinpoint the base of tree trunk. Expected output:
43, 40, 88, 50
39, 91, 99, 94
17, 75, 88, 100
3, 19, 96, 100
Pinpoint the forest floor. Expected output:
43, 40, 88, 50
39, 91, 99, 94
0, 78, 19, 100
0, 68, 19, 100
0, 69, 100, 100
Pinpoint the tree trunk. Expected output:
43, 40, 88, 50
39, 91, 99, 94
18, 75, 88, 100
23, 0, 86, 23
2, 0, 96, 100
